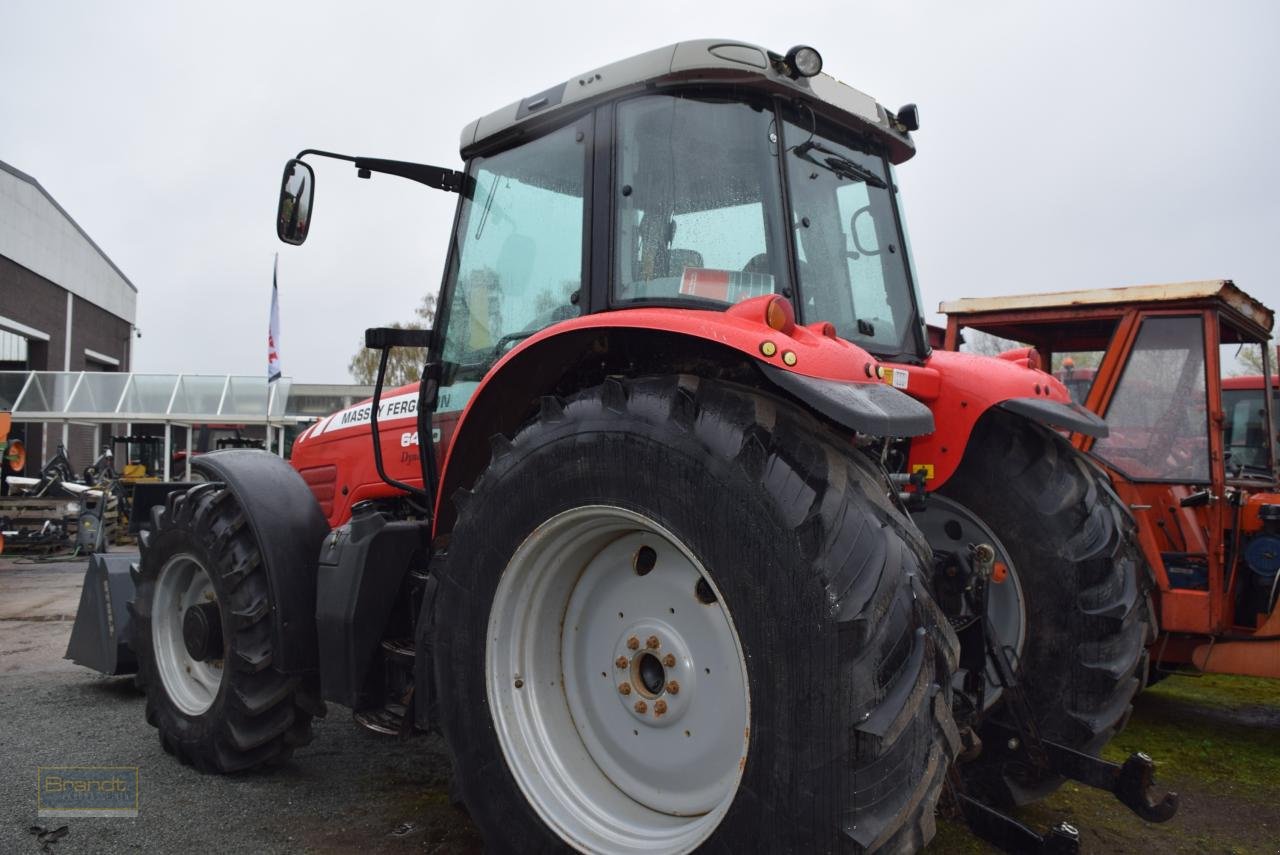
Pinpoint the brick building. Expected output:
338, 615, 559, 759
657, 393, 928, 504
0, 159, 138, 470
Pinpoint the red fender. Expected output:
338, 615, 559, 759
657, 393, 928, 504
431, 300, 900, 529
292, 297, 898, 529
897, 348, 1080, 490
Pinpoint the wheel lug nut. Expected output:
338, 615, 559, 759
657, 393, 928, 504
666, 680, 680, 694
619, 683, 632, 696
646, 635, 660, 650
615, 656, 629, 669
662, 654, 676, 667
654, 700, 668, 716
634, 700, 648, 714
627, 636, 640, 650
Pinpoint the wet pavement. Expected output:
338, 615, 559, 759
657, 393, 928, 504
0, 553, 482, 855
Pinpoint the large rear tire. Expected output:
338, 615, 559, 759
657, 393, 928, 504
934, 409, 1154, 805
131, 483, 321, 773
434, 376, 959, 853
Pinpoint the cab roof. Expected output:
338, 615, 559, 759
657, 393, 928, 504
940, 280, 1274, 337
460, 39, 915, 163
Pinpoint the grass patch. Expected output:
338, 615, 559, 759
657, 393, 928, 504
1144, 672, 1277, 709
1101, 674, 1280, 799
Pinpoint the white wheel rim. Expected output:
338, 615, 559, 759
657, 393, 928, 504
912, 495, 1027, 709
153, 553, 224, 716
487, 505, 750, 854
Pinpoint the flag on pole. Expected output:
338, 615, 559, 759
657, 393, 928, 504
268, 254, 282, 383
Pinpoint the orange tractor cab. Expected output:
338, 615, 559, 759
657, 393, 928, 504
942, 280, 1280, 680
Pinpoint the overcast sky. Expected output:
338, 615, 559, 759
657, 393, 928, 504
3, 1, 1277, 382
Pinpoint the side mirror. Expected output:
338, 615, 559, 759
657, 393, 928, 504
277, 159, 315, 245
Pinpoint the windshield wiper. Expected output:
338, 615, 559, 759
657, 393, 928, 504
1236, 463, 1274, 477
792, 141, 888, 189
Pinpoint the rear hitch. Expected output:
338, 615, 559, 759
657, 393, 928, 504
985, 721, 1179, 823
940, 543, 1178, 851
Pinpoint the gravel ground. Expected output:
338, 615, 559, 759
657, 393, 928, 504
0, 554, 483, 855
7, 554, 1277, 854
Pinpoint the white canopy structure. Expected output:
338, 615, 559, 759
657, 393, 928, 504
1, 371, 303, 480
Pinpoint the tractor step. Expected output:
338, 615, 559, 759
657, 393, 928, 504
353, 703, 409, 736
352, 636, 419, 738
380, 637, 415, 666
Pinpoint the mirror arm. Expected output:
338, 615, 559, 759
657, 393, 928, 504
294, 149, 465, 193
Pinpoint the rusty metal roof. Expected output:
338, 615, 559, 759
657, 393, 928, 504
939, 280, 1273, 334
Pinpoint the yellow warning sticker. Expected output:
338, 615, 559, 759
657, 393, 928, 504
911, 463, 935, 481
881, 367, 909, 390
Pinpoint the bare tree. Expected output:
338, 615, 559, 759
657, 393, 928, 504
961, 329, 1023, 357
347, 293, 439, 384
1226, 338, 1276, 377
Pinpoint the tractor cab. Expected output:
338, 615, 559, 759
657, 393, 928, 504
278, 40, 937, 526
942, 281, 1280, 676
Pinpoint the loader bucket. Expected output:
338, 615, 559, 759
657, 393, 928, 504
65, 552, 139, 675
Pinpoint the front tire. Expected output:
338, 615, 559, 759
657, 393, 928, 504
434, 376, 959, 853
131, 483, 321, 773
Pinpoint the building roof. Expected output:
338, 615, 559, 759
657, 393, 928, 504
0, 371, 294, 423
0, 159, 138, 322
0, 159, 137, 294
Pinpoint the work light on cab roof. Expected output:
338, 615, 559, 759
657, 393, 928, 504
784, 45, 823, 78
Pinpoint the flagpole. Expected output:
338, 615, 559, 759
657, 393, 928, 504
266, 253, 280, 454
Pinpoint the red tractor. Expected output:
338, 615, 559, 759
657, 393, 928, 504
941, 281, 1280, 682
70, 40, 1175, 852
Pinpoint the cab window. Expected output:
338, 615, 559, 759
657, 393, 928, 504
439, 122, 587, 410
613, 95, 789, 304
1091, 316, 1209, 482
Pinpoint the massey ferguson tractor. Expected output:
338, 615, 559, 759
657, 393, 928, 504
941, 280, 1280, 683
68, 40, 1178, 852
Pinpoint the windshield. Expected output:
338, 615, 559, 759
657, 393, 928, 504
782, 117, 922, 358
610, 94, 924, 359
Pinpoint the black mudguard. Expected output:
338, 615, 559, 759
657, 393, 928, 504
759, 363, 935, 437
192, 450, 330, 673
315, 507, 428, 707
65, 552, 139, 675
999, 396, 1109, 438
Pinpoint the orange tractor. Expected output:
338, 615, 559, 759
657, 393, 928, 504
0, 412, 28, 551
941, 280, 1280, 680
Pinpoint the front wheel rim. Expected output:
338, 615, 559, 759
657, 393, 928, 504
486, 505, 750, 854
153, 553, 225, 716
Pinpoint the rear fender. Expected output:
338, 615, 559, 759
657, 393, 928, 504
902, 349, 1107, 490
433, 304, 934, 534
